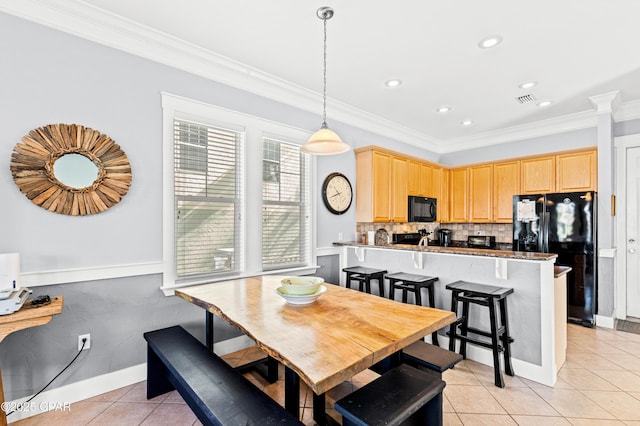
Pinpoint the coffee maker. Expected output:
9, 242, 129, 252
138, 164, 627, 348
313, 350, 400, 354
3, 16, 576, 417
437, 229, 452, 247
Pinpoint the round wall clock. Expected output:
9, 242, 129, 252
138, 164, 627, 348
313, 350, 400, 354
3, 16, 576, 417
322, 172, 353, 215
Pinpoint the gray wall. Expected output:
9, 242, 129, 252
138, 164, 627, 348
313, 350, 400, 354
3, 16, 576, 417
0, 12, 437, 400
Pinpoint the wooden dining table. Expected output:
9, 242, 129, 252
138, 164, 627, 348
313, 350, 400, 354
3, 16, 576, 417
175, 275, 455, 424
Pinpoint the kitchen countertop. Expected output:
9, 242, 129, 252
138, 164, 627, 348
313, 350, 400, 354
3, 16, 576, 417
333, 241, 558, 261
554, 265, 572, 278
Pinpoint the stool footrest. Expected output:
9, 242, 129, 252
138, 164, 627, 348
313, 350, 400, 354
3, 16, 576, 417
447, 333, 504, 352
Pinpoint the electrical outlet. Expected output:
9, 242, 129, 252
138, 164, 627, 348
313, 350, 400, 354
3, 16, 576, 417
475, 230, 483, 236
78, 334, 91, 351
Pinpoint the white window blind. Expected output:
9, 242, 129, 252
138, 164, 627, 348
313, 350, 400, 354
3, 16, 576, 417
262, 137, 311, 270
174, 119, 243, 278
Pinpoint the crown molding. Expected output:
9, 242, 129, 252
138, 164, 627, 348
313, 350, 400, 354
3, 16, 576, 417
1, 0, 637, 156
0, 0, 438, 150
438, 109, 598, 153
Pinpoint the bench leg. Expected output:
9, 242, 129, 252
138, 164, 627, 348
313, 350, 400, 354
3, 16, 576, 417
448, 292, 459, 353
418, 390, 443, 426
146, 346, 174, 399
284, 366, 300, 419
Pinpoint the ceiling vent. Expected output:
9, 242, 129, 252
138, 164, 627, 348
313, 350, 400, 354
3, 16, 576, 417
516, 94, 537, 104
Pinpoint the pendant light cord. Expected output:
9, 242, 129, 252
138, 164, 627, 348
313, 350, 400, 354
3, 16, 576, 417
321, 14, 328, 128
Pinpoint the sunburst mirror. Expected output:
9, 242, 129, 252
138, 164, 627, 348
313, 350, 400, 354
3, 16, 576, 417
10, 123, 132, 216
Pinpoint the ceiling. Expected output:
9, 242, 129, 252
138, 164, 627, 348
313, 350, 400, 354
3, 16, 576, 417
6, 0, 640, 152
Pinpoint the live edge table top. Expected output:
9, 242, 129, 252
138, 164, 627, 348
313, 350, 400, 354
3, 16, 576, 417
176, 275, 455, 395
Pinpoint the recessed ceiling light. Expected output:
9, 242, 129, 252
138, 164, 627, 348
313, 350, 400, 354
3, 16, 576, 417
460, 120, 473, 126
478, 35, 503, 49
519, 81, 537, 89
385, 79, 402, 88
537, 100, 553, 107
436, 106, 451, 113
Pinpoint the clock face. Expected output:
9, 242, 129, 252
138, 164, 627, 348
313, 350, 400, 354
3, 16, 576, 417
322, 173, 353, 215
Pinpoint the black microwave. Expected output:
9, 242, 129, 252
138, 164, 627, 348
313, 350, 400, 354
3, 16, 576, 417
408, 196, 437, 222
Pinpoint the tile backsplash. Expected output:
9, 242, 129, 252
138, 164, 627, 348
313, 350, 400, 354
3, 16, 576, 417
356, 222, 512, 243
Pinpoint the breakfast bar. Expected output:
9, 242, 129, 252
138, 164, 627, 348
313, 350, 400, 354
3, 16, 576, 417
334, 242, 564, 387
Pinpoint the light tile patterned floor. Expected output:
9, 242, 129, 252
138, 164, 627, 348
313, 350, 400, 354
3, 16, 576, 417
10, 324, 640, 425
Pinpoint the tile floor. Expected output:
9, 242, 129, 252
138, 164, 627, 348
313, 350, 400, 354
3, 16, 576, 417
10, 323, 640, 425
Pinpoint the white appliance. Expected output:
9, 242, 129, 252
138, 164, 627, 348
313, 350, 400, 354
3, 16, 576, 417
0, 253, 21, 299
0, 252, 30, 315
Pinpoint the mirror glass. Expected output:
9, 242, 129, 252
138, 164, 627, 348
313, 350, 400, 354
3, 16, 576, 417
53, 153, 99, 188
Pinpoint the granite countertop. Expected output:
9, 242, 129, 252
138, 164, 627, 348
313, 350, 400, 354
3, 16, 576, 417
333, 241, 558, 261
554, 265, 572, 278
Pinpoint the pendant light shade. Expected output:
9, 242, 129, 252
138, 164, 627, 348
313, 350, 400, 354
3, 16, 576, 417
301, 6, 350, 155
301, 125, 349, 155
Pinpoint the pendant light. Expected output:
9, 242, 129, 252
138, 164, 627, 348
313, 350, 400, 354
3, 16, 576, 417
301, 6, 350, 155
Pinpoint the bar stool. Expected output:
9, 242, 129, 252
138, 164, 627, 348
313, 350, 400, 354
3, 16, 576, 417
386, 272, 440, 346
342, 266, 387, 297
446, 280, 514, 388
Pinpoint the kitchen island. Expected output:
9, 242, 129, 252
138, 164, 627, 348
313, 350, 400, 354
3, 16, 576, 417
333, 242, 564, 386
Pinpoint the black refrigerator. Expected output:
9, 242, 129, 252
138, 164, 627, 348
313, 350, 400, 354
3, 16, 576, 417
513, 191, 597, 327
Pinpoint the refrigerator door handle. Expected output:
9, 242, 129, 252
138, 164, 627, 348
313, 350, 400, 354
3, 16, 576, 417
542, 211, 550, 253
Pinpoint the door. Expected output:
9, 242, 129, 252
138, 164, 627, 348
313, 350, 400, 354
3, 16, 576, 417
627, 147, 640, 317
512, 194, 544, 252
521, 156, 556, 194
545, 192, 596, 325
450, 167, 469, 222
493, 161, 520, 223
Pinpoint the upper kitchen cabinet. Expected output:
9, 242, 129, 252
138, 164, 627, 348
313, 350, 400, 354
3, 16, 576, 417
469, 164, 493, 223
521, 156, 556, 194
449, 167, 469, 222
493, 161, 520, 223
356, 149, 391, 222
391, 156, 409, 222
438, 168, 450, 222
556, 149, 597, 192
419, 163, 433, 197
407, 160, 421, 196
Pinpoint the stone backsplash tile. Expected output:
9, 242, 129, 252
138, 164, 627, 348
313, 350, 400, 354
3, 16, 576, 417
356, 222, 512, 243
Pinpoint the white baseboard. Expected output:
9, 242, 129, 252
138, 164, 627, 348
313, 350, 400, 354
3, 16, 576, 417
6, 364, 146, 422
595, 315, 615, 329
6, 335, 255, 422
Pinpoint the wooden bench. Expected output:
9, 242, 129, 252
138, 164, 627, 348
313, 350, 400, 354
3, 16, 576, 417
334, 364, 445, 426
143, 325, 302, 426
401, 340, 463, 380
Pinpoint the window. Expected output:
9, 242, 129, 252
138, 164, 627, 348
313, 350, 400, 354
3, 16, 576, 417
262, 138, 311, 269
174, 119, 243, 278
162, 93, 316, 291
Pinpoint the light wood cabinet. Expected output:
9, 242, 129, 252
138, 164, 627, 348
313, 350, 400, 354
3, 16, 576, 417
391, 156, 408, 222
420, 163, 433, 197
356, 150, 391, 222
439, 168, 450, 222
521, 156, 555, 194
449, 167, 469, 222
355, 146, 596, 225
493, 161, 520, 223
407, 161, 421, 196
469, 164, 493, 222
556, 150, 597, 192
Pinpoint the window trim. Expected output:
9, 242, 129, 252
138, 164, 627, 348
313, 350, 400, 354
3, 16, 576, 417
161, 92, 318, 294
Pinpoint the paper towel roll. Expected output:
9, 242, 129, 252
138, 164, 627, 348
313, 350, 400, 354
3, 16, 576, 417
367, 231, 375, 246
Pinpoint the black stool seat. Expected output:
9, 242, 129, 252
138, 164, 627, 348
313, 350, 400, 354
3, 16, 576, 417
386, 272, 440, 346
446, 280, 514, 388
343, 266, 387, 297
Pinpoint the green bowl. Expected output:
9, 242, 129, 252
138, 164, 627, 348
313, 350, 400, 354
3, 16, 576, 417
280, 276, 324, 295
